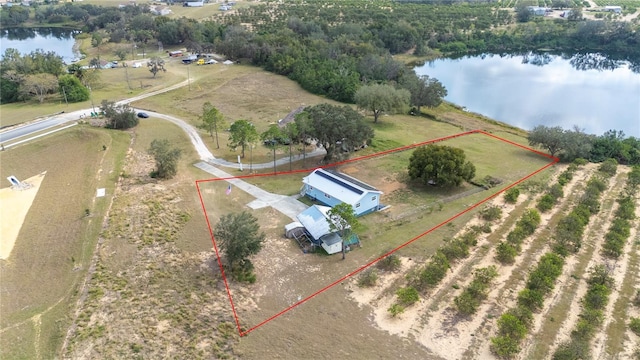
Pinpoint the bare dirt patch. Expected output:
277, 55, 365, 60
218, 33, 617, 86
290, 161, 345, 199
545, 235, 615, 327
0, 172, 46, 259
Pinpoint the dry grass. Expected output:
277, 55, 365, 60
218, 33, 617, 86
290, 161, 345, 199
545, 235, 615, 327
0, 126, 130, 358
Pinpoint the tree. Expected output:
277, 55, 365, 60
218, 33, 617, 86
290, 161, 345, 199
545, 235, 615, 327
91, 32, 103, 58
20, 73, 58, 103
261, 125, 283, 173
148, 139, 182, 179
408, 145, 476, 187
115, 47, 128, 61
528, 125, 566, 157
354, 83, 410, 123
228, 119, 258, 158
300, 104, 374, 162
89, 57, 101, 69
327, 203, 360, 260
293, 111, 313, 166
100, 99, 139, 129
58, 74, 89, 103
199, 102, 226, 149
567, 7, 583, 21
400, 74, 448, 114
214, 211, 266, 282
147, 57, 166, 78
516, 4, 533, 22
282, 122, 299, 171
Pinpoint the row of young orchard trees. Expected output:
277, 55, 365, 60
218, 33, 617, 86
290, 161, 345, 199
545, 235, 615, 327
490, 159, 619, 358
552, 164, 639, 359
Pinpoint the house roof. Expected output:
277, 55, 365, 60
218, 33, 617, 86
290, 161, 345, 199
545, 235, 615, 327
320, 232, 342, 246
297, 205, 333, 240
303, 168, 381, 205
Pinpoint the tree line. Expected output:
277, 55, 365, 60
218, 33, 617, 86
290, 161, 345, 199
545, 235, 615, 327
528, 125, 640, 165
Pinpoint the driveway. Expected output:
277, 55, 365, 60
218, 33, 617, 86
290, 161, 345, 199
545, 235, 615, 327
143, 110, 311, 221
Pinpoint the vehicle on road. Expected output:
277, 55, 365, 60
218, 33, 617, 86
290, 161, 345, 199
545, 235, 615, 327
137, 112, 149, 118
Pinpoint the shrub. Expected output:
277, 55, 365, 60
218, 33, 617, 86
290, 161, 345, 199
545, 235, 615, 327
496, 242, 517, 264
517, 288, 544, 312
507, 306, 534, 328
496, 313, 528, 340
377, 254, 402, 272
504, 187, 520, 203
480, 205, 503, 221
598, 158, 618, 176
412, 251, 450, 291
491, 335, 520, 358
396, 286, 420, 306
553, 339, 590, 360
633, 289, 640, 307
455, 266, 497, 315
519, 209, 541, 235
616, 197, 636, 220
507, 226, 527, 246
587, 265, 614, 288
388, 303, 405, 317
455, 291, 480, 316
357, 269, 378, 287
572, 319, 596, 341
583, 284, 611, 310
441, 238, 470, 261
537, 194, 555, 212
631, 318, 640, 335
573, 158, 588, 166
549, 183, 564, 199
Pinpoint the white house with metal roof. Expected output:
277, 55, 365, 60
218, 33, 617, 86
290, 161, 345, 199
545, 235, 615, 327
301, 168, 382, 216
296, 205, 345, 255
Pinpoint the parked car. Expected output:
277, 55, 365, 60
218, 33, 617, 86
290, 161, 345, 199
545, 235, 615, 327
205, 59, 218, 65
137, 112, 149, 118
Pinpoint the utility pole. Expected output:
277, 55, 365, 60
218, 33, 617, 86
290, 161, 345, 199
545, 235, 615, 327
62, 86, 68, 106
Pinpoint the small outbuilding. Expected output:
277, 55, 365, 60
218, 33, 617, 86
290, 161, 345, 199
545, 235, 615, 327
301, 168, 383, 216
296, 205, 347, 255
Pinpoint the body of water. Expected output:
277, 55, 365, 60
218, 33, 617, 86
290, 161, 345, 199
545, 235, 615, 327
0, 28, 79, 64
415, 53, 640, 137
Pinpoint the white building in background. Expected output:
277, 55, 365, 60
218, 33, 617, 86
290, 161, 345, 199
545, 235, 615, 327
604, 5, 622, 13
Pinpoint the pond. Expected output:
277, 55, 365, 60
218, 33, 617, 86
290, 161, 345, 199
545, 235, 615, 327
0, 27, 79, 64
414, 53, 640, 137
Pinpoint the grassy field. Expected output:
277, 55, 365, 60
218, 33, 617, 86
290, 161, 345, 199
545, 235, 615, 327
0, 126, 130, 358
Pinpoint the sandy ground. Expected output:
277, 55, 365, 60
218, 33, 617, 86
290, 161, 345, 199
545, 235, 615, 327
344, 163, 640, 359
0, 172, 46, 260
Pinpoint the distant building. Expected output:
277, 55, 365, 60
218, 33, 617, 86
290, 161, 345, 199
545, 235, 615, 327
301, 168, 383, 216
527, 6, 548, 16
183, 0, 203, 7
604, 5, 622, 13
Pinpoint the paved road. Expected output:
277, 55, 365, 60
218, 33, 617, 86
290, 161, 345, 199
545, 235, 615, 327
0, 79, 190, 144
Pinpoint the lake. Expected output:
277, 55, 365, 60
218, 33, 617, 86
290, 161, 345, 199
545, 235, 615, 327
0, 28, 79, 64
415, 53, 640, 137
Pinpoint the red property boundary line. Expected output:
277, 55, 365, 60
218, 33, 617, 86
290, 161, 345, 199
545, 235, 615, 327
195, 129, 559, 336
